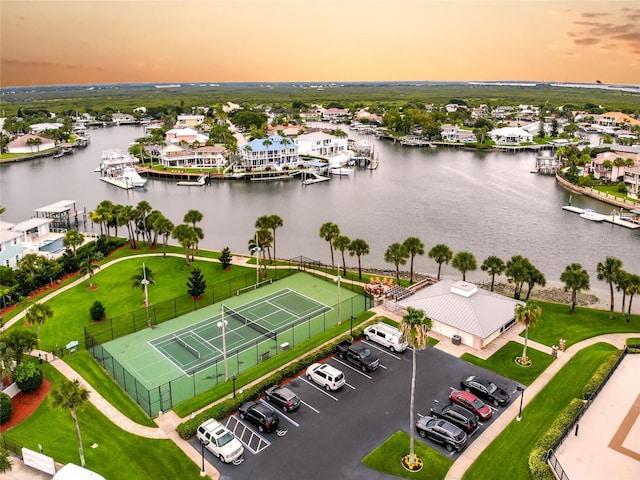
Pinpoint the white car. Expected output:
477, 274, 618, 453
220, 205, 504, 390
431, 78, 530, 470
196, 419, 244, 464
306, 363, 345, 391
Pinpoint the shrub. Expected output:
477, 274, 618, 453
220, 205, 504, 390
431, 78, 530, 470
582, 350, 623, 399
0, 393, 12, 424
616, 182, 627, 193
14, 361, 43, 392
90, 300, 106, 321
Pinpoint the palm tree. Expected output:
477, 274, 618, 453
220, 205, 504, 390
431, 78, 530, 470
481, 256, 505, 291
452, 251, 477, 281
79, 256, 100, 287
333, 235, 351, 277
514, 300, 542, 366
596, 257, 623, 320
615, 270, 631, 315
63, 229, 85, 254
560, 263, 590, 314
506, 255, 531, 300
172, 224, 198, 266
428, 244, 453, 280
384, 243, 408, 283
262, 137, 273, 166
348, 239, 369, 280
624, 274, 640, 322
319, 222, 340, 270
399, 307, 431, 470
267, 214, 284, 261
183, 209, 204, 252
117, 204, 137, 248
256, 228, 273, 268
135, 201, 153, 245
523, 265, 546, 300
131, 263, 155, 303
403, 237, 424, 284
25, 302, 54, 340
0, 447, 11, 473
51, 379, 90, 468
153, 215, 174, 258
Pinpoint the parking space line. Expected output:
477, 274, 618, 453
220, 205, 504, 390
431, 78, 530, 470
301, 400, 319, 413
259, 399, 299, 427
379, 364, 388, 370
299, 377, 340, 401
225, 416, 271, 455
362, 341, 402, 360
345, 382, 356, 390
332, 358, 373, 379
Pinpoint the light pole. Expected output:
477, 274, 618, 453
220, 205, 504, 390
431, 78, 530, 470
517, 385, 525, 421
218, 307, 229, 381
334, 275, 341, 325
252, 232, 261, 285
141, 262, 151, 328
232, 375, 237, 398
200, 439, 210, 476
350, 315, 356, 338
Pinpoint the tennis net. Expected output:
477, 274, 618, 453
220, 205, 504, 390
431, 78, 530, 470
172, 334, 201, 359
225, 306, 276, 341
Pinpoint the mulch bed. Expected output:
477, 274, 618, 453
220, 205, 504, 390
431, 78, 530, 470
0, 378, 51, 433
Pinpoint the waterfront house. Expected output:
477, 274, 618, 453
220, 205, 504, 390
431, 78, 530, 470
299, 110, 320, 120
6, 134, 55, 154
440, 125, 477, 143
267, 125, 304, 137
595, 112, 640, 129
29, 122, 64, 134
295, 131, 349, 160
488, 127, 534, 144
321, 107, 350, 122
175, 115, 205, 128
397, 280, 524, 349
160, 144, 227, 169
240, 135, 299, 169
355, 109, 383, 125
165, 127, 209, 145
0, 222, 23, 269
624, 166, 640, 199
589, 151, 639, 182
112, 113, 137, 125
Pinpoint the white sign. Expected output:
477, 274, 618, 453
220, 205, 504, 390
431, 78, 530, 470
22, 447, 56, 475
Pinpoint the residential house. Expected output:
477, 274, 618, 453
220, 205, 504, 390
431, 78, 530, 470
471, 105, 488, 119
595, 112, 640, 129
159, 144, 227, 169
624, 166, 640, 199
295, 131, 349, 159
165, 127, 209, 145
492, 106, 514, 119
240, 135, 299, 169
267, 125, 305, 137
175, 115, 205, 128
321, 107, 350, 121
354, 109, 383, 125
518, 105, 539, 120
589, 151, 639, 182
488, 127, 534, 144
0, 222, 23, 269
6, 134, 55, 154
299, 110, 320, 120
397, 280, 524, 349
440, 125, 477, 143
222, 102, 242, 113
29, 122, 64, 134
112, 113, 137, 124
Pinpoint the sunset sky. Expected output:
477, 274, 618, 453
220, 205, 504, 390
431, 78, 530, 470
1, 0, 639, 87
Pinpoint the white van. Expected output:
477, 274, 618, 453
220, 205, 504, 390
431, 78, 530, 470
363, 322, 408, 352
197, 419, 244, 464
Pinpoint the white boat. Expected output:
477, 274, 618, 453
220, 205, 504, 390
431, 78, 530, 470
329, 167, 354, 176
97, 149, 146, 189
579, 209, 604, 222
100, 166, 147, 189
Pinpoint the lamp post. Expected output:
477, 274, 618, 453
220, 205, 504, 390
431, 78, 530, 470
218, 307, 229, 381
232, 375, 237, 398
334, 275, 341, 325
141, 262, 151, 328
350, 315, 356, 338
200, 439, 210, 476
517, 385, 525, 421
252, 232, 261, 284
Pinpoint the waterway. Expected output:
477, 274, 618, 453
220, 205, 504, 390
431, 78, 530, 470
1, 124, 638, 288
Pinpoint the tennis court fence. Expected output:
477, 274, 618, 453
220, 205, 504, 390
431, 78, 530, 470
85, 293, 372, 417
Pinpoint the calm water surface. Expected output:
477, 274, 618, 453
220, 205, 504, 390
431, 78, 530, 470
1, 125, 638, 285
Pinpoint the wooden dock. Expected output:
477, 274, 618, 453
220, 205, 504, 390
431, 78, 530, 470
561, 206, 640, 229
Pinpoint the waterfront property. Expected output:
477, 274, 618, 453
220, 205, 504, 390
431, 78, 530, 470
98, 149, 147, 189
6, 134, 55, 154
159, 143, 228, 169
241, 134, 300, 169
488, 127, 534, 145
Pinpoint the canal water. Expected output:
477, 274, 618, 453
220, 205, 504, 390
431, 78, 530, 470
1, 125, 638, 287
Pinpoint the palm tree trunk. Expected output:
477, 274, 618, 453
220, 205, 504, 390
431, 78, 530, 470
358, 256, 362, 280
490, 274, 496, 292
410, 257, 415, 284
608, 281, 615, 320
71, 408, 86, 468
522, 326, 529, 363
621, 292, 627, 315
409, 346, 417, 464
627, 295, 634, 323
571, 290, 577, 313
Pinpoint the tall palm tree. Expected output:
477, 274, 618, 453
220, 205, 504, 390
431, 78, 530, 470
333, 235, 351, 277
403, 237, 424, 284
25, 302, 54, 339
319, 222, 340, 270
262, 137, 273, 166
51, 379, 90, 468
428, 244, 453, 280
79, 256, 100, 288
256, 228, 273, 267
131, 264, 155, 302
596, 257, 623, 320
172, 224, 198, 266
399, 307, 431, 470
506, 255, 531, 300
135, 201, 153, 245
348, 238, 369, 280
560, 263, 590, 314
117, 204, 137, 248
514, 300, 542, 366
615, 270, 631, 315
452, 251, 477, 281
153, 215, 174, 258
267, 214, 284, 261
384, 243, 408, 283
524, 265, 546, 300
481, 256, 506, 292
183, 209, 204, 252
280, 137, 291, 165
624, 274, 640, 322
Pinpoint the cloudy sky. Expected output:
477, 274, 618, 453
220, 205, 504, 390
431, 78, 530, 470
1, 0, 638, 87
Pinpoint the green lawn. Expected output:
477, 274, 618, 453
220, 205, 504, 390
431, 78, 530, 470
6, 363, 205, 480
463, 342, 617, 480
525, 301, 640, 348
460, 341, 554, 386
362, 431, 453, 480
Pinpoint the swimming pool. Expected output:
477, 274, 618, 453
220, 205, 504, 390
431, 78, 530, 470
39, 238, 65, 253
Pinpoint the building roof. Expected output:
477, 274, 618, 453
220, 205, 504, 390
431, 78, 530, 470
296, 131, 334, 142
0, 229, 22, 243
242, 135, 292, 152
6, 134, 54, 148
34, 200, 76, 214
489, 127, 533, 138
397, 279, 523, 339
12, 217, 53, 232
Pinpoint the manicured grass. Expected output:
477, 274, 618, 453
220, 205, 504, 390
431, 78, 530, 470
362, 430, 453, 480
626, 337, 640, 345
7, 363, 204, 480
524, 301, 640, 348
460, 341, 554, 386
463, 342, 617, 480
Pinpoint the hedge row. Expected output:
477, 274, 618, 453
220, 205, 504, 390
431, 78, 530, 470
528, 398, 585, 480
176, 336, 350, 439
582, 349, 623, 400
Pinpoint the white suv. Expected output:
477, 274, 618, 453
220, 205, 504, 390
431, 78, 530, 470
363, 322, 408, 352
306, 363, 346, 391
196, 419, 244, 464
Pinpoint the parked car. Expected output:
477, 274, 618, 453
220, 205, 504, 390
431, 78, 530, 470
196, 419, 244, 464
238, 401, 280, 433
415, 415, 468, 452
460, 375, 511, 407
363, 322, 408, 352
449, 390, 493, 421
335, 340, 380, 372
306, 363, 346, 391
429, 402, 479, 434
265, 385, 301, 412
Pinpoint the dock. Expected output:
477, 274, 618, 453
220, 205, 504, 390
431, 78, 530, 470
177, 173, 208, 186
561, 206, 640, 229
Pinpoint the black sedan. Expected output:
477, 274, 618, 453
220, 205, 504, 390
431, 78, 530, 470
460, 375, 511, 407
238, 401, 280, 433
415, 416, 467, 452
429, 402, 478, 434
265, 385, 301, 412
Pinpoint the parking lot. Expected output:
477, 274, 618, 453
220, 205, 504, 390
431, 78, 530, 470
189, 341, 522, 479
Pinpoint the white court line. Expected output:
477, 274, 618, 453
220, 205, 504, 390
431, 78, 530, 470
299, 377, 340, 400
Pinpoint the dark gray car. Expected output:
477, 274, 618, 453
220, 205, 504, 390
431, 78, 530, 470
415, 416, 468, 452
